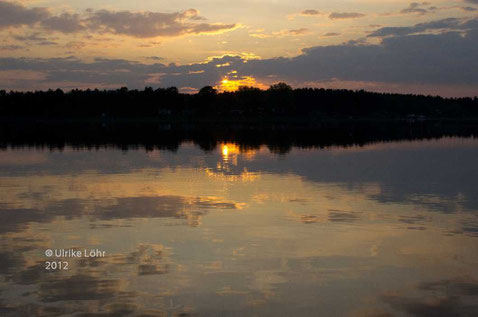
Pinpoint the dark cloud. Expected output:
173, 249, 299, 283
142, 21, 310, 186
368, 17, 475, 37
301, 9, 321, 16
323, 32, 340, 37
64, 41, 86, 49
37, 41, 57, 46
382, 278, 478, 316
189, 22, 236, 34
328, 12, 365, 19
1, 18, 477, 91
41, 12, 84, 33
465, 0, 478, 4
40, 274, 121, 302
0, 2, 235, 38
462, 6, 477, 11
11, 32, 58, 46
0, 195, 239, 233
0, 0, 49, 29
13, 33, 48, 42
288, 28, 309, 35
0, 208, 51, 234
400, 2, 432, 15
145, 56, 163, 60
86, 8, 235, 38
0, 56, 166, 88
328, 210, 361, 222
96, 196, 238, 222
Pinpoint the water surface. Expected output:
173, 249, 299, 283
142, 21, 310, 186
1, 138, 478, 316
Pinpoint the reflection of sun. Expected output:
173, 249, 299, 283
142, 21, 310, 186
221, 143, 258, 164
222, 143, 240, 155
222, 144, 229, 157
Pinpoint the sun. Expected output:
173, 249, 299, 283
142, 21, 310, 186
217, 75, 267, 92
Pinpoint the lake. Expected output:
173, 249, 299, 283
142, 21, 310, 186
1, 137, 478, 316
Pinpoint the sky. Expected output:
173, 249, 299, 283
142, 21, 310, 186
0, 0, 477, 96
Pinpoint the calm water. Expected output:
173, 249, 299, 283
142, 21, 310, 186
1, 138, 478, 316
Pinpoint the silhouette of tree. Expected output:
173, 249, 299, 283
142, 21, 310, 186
198, 86, 217, 96
0, 83, 476, 120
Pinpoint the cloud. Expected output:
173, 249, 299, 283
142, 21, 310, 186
1, 18, 477, 94
0, 56, 165, 90
145, 56, 163, 61
13, 33, 49, 42
37, 40, 57, 46
329, 12, 365, 19
400, 2, 432, 15
64, 41, 85, 49
250, 28, 310, 38
41, 12, 84, 33
288, 28, 309, 35
11, 32, 58, 46
368, 17, 474, 37
323, 32, 340, 37
188, 22, 237, 34
0, 45, 24, 51
0, 0, 49, 29
465, 0, 478, 4
0, 1, 236, 38
461, 6, 477, 11
158, 20, 478, 88
85, 8, 236, 38
301, 9, 321, 16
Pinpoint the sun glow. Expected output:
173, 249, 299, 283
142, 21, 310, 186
217, 75, 267, 92
220, 143, 258, 164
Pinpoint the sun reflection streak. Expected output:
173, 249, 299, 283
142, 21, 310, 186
206, 143, 261, 181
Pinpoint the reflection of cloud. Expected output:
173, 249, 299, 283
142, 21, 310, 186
98, 196, 239, 226
287, 209, 362, 224
328, 210, 361, 222
0, 195, 241, 233
0, 208, 51, 234
40, 274, 122, 301
112, 244, 169, 276
382, 277, 478, 316
461, 219, 478, 237
0, 151, 47, 165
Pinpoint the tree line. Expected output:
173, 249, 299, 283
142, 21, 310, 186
1, 83, 477, 119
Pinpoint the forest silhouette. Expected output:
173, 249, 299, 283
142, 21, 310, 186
1, 83, 478, 119
2, 83, 478, 153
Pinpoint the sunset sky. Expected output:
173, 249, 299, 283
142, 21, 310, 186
0, 0, 477, 96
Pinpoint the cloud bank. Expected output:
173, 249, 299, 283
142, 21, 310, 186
1, 17, 477, 96
0, 1, 236, 37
